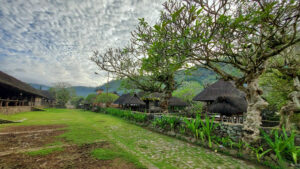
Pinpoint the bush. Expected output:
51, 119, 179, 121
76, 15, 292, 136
261, 127, 300, 166
94, 93, 119, 105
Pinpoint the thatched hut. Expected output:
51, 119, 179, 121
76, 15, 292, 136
208, 96, 247, 123
193, 79, 245, 103
168, 96, 189, 112
114, 93, 145, 111
138, 92, 188, 113
113, 93, 131, 105
0, 71, 48, 114
193, 79, 247, 123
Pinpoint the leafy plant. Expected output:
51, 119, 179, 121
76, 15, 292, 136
219, 136, 234, 149
247, 145, 271, 162
132, 113, 147, 123
261, 127, 300, 166
179, 124, 186, 135
282, 128, 300, 164
183, 115, 202, 140
199, 115, 218, 148
152, 116, 168, 129
234, 140, 245, 152
165, 116, 181, 130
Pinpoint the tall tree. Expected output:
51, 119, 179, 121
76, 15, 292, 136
49, 82, 74, 108
91, 17, 188, 113
158, 0, 300, 143
267, 43, 300, 130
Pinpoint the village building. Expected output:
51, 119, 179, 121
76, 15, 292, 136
138, 92, 188, 113
193, 79, 247, 123
114, 93, 145, 111
0, 71, 54, 114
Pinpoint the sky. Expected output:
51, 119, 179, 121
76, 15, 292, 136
0, 0, 165, 87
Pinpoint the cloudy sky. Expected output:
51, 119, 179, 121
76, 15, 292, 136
0, 0, 165, 87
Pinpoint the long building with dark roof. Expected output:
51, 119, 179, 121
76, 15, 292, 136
0, 71, 54, 114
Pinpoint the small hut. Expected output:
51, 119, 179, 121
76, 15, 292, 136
168, 97, 189, 112
113, 93, 131, 106
208, 96, 247, 123
138, 92, 161, 112
193, 79, 246, 122
193, 79, 245, 103
138, 92, 188, 113
114, 93, 145, 111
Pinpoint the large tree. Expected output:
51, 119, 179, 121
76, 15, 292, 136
49, 82, 74, 108
91, 17, 188, 113
267, 43, 300, 130
158, 0, 300, 143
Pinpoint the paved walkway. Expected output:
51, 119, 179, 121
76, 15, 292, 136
94, 114, 264, 169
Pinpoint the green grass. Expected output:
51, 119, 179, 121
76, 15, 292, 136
26, 147, 63, 156
0, 109, 265, 169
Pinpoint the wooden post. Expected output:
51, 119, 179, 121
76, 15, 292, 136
5, 99, 9, 107
0, 100, 2, 107
31, 97, 34, 106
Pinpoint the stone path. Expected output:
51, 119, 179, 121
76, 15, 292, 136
95, 114, 265, 169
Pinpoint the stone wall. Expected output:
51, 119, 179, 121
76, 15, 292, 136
0, 106, 32, 115
215, 122, 243, 142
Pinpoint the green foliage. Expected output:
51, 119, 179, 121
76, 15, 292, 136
49, 83, 75, 107
259, 69, 293, 110
233, 140, 246, 152
172, 81, 203, 103
218, 136, 234, 149
94, 93, 119, 104
199, 115, 218, 148
152, 116, 168, 129
71, 96, 85, 108
104, 108, 147, 123
247, 145, 271, 162
183, 115, 203, 141
85, 94, 97, 104
27, 147, 63, 156
261, 127, 300, 166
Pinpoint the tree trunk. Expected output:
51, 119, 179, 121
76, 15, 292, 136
160, 91, 172, 114
279, 76, 300, 130
242, 78, 269, 144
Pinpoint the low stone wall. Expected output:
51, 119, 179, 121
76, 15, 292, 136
215, 123, 243, 142
0, 106, 32, 115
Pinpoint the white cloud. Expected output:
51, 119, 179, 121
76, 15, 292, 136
0, 0, 165, 86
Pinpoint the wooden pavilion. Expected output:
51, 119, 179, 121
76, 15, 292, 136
0, 71, 52, 114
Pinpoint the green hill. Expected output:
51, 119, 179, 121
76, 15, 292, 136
98, 67, 223, 94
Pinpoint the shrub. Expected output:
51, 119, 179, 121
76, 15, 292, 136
261, 127, 300, 166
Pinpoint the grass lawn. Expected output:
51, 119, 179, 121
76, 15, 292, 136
0, 109, 265, 169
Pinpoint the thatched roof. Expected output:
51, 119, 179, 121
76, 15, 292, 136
0, 71, 44, 97
138, 92, 188, 106
113, 93, 131, 104
169, 97, 188, 107
122, 94, 146, 105
193, 79, 245, 102
114, 93, 145, 105
208, 96, 247, 116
